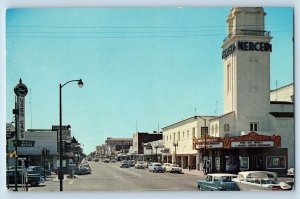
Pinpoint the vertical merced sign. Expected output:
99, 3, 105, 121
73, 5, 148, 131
14, 79, 28, 140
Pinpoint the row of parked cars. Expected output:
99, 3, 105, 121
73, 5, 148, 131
119, 161, 183, 174
197, 171, 294, 191
7, 166, 49, 187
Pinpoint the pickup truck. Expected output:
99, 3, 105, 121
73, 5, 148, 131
7, 169, 45, 187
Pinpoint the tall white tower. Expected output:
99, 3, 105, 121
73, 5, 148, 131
221, 7, 272, 133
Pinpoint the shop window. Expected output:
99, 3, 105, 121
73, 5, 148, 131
239, 156, 249, 170
250, 122, 258, 131
266, 156, 286, 169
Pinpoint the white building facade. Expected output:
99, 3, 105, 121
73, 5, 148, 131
192, 7, 294, 175
162, 116, 215, 170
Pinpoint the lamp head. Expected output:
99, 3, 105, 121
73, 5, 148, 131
78, 79, 84, 88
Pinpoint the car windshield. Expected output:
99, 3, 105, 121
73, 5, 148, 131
154, 163, 161, 166
222, 176, 235, 182
171, 164, 179, 167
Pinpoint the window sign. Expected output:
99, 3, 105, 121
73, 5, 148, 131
239, 156, 249, 170
266, 156, 286, 169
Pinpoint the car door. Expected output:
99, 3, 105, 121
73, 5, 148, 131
202, 175, 213, 191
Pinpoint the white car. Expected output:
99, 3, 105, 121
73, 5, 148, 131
162, 163, 171, 171
135, 162, 146, 169
148, 162, 165, 173
165, 164, 182, 173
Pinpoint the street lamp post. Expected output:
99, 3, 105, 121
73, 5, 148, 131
197, 116, 208, 174
13, 97, 19, 191
59, 79, 83, 192
173, 142, 178, 164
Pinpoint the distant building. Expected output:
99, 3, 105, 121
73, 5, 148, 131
162, 116, 216, 170
105, 137, 133, 156
143, 139, 164, 162
132, 132, 163, 154
270, 83, 294, 102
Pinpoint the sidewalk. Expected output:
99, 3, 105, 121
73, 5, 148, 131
182, 169, 206, 178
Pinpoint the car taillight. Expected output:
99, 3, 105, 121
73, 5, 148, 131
219, 187, 226, 191
271, 186, 281, 191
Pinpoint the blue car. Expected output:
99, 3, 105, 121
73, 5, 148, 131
197, 173, 240, 191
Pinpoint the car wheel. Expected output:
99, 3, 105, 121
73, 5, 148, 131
198, 186, 202, 191
30, 181, 38, 187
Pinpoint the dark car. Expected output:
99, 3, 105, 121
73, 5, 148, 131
27, 166, 51, 177
197, 173, 240, 191
7, 169, 45, 187
78, 167, 91, 175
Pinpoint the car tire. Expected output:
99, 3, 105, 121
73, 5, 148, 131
30, 181, 38, 187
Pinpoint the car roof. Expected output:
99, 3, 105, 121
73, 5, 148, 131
207, 173, 238, 177
237, 171, 277, 178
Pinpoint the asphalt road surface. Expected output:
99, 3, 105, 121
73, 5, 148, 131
28, 161, 202, 192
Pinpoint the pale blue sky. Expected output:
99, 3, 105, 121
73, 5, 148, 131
6, 7, 293, 154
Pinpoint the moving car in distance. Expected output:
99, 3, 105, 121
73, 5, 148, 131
232, 171, 292, 191
77, 164, 92, 175
197, 173, 240, 191
103, 158, 110, 163
148, 162, 165, 173
135, 162, 146, 169
120, 161, 130, 168
165, 164, 182, 173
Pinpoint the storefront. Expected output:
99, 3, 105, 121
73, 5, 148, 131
193, 132, 287, 176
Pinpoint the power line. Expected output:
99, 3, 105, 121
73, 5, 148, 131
6, 23, 292, 29
6, 33, 227, 39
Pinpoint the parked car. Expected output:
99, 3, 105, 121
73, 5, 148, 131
110, 159, 116, 163
120, 161, 130, 168
27, 166, 51, 177
128, 160, 135, 167
232, 171, 291, 191
287, 168, 294, 177
135, 162, 146, 169
165, 164, 182, 173
7, 169, 45, 187
162, 163, 171, 171
103, 158, 110, 163
93, 158, 99, 162
197, 173, 240, 191
148, 162, 165, 173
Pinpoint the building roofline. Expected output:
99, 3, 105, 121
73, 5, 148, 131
209, 111, 235, 121
162, 115, 216, 130
270, 83, 294, 92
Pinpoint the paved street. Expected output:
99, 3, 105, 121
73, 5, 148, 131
28, 161, 203, 192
